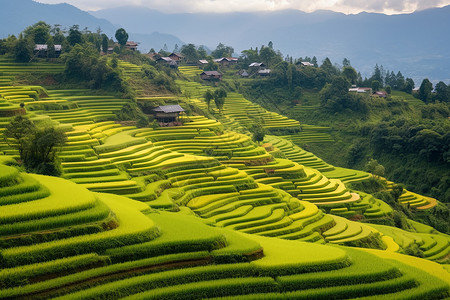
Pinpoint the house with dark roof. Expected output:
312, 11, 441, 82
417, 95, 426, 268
168, 53, 184, 61
213, 57, 238, 67
200, 71, 223, 81
156, 57, 178, 67
125, 41, 138, 51
153, 105, 185, 126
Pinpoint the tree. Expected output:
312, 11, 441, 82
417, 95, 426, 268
203, 90, 215, 111
203, 60, 219, 71
418, 78, 433, 103
46, 36, 55, 58
433, 81, 449, 103
370, 64, 384, 87
180, 43, 199, 63
342, 66, 357, 84
311, 56, 318, 67
14, 34, 32, 62
3, 116, 35, 161
214, 88, 227, 112
403, 78, 415, 94
67, 25, 82, 46
211, 43, 234, 58
365, 158, 385, 179
371, 80, 381, 92
25, 126, 66, 175
385, 85, 392, 94
250, 122, 266, 144
101, 34, 109, 54
4, 116, 66, 175
342, 58, 351, 67
24, 21, 51, 44
259, 46, 280, 67
115, 28, 128, 47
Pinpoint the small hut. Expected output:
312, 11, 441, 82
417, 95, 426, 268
153, 105, 185, 126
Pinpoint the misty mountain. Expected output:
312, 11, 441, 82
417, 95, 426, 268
0, 0, 184, 54
92, 6, 450, 83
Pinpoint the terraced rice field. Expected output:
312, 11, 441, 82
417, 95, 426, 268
0, 60, 448, 297
0, 162, 448, 298
0, 56, 64, 75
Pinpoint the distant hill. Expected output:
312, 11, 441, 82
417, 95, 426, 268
92, 5, 450, 83
0, 0, 184, 54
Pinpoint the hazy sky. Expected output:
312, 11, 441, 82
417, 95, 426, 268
35, 0, 450, 14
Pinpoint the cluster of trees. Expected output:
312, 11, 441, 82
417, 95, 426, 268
62, 43, 127, 92
363, 118, 450, 163
4, 116, 66, 176
417, 79, 450, 104
358, 64, 415, 94
203, 88, 227, 113
0, 22, 123, 62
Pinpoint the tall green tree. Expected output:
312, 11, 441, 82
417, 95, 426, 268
67, 25, 82, 46
250, 122, 266, 144
433, 81, 449, 103
4, 116, 35, 160
24, 21, 51, 44
115, 28, 129, 47
214, 88, 227, 113
180, 43, 199, 63
101, 34, 109, 53
342, 66, 357, 84
46, 36, 55, 58
259, 46, 280, 67
418, 78, 433, 103
203, 90, 214, 111
4, 116, 66, 176
14, 34, 32, 62
211, 43, 234, 58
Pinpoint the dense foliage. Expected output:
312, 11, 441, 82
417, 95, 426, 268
4, 116, 66, 175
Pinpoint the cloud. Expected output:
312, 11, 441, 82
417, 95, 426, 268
335, 0, 450, 14
34, 0, 450, 14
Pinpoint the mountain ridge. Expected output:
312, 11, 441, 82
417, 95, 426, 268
92, 5, 450, 82
0, 0, 184, 54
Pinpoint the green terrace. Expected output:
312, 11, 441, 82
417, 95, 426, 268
0, 162, 448, 299
0, 56, 64, 75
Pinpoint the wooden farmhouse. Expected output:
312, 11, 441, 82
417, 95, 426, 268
168, 53, 184, 62
200, 71, 223, 81
125, 41, 138, 51
213, 57, 238, 67
153, 105, 185, 126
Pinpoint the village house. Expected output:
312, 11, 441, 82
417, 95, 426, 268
168, 53, 184, 62
349, 87, 372, 93
125, 41, 138, 51
156, 57, 178, 67
257, 69, 271, 77
34, 44, 62, 57
249, 62, 266, 68
200, 71, 223, 81
299, 61, 314, 67
372, 91, 388, 98
213, 57, 238, 67
153, 105, 185, 126
238, 70, 249, 77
